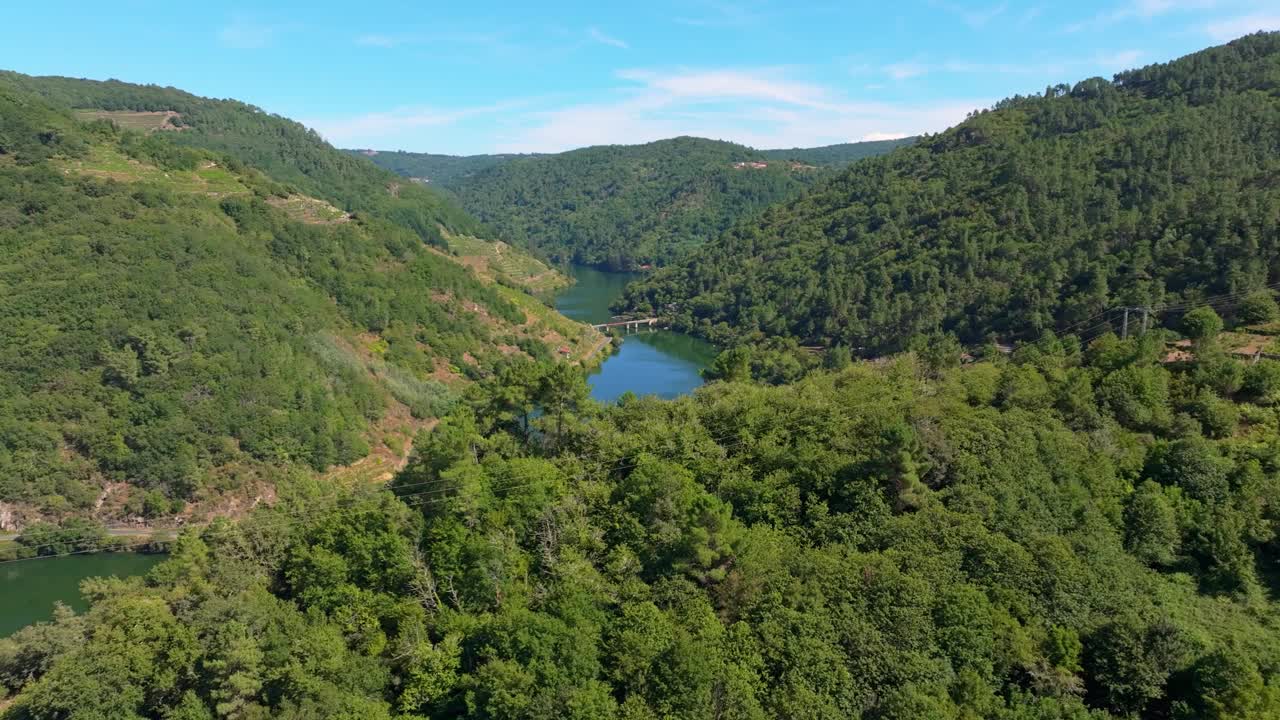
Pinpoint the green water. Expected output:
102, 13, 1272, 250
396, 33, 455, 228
556, 266, 717, 402
0, 552, 164, 636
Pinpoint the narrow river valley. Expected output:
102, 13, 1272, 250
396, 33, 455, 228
554, 265, 717, 402
0, 265, 715, 637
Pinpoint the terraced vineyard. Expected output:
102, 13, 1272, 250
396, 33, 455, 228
73, 108, 182, 131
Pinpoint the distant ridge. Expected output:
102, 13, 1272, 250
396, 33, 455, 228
354, 136, 915, 269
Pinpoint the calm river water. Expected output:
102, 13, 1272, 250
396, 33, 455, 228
0, 552, 164, 636
555, 266, 716, 403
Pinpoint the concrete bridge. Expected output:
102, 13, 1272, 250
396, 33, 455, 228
591, 317, 664, 333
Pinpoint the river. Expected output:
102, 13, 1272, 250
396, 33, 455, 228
556, 266, 717, 403
0, 267, 710, 638
0, 552, 164, 636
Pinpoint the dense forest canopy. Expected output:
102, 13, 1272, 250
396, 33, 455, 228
343, 149, 545, 186
758, 137, 918, 166
0, 73, 585, 523
3, 326, 1280, 718
363, 136, 911, 270
354, 138, 915, 190
619, 33, 1280, 355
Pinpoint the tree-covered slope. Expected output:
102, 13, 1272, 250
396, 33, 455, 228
0, 71, 488, 248
0, 76, 590, 524
385, 136, 907, 269
620, 33, 1280, 354
760, 136, 917, 166
345, 149, 544, 185
4, 330, 1280, 718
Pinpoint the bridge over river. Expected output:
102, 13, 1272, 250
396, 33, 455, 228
590, 317, 666, 332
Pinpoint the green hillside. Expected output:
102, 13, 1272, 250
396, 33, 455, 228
345, 149, 544, 185
760, 136, 918, 166
1, 71, 486, 248
364, 136, 909, 269
0, 75, 589, 524
620, 33, 1280, 354
5, 335, 1280, 717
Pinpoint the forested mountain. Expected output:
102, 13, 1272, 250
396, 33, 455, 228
361, 136, 911, 269
759, 137, 917, 166
5, 329, 1280, 718
0, 73, 591, 524
621, 33, 1280, 354
0, 72, 488, 247
343, 149, 544, 185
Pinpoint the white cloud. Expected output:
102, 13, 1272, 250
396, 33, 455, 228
587, 27, 629, 49
490, 67, 985, 153
966, 2, 1010, 27
931, 1, 1009, 29
617, 68, 835, 108
889, 51, 1140, 81
863, 132, 912, 141
1066, 0, 1222, 32
1205, 13, 1280, 40
355, 34, 402, 48
1133, 0, 1220, 16
1018, 5, 1046, 26
217, 19, 280, 49
306, 101, 530, 145
1094, 49, 1144, 68
884, 62, 929, 80
307, 66, 987, 154
673, 1, 766, 28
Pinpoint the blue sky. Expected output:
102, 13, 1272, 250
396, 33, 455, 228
5, 1, 1278, 154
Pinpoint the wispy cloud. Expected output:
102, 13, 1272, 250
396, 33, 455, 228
587, 27, 629, 49
884, 62, 929, 80
492, 67, 985, 153
863, 132, 911, 141
1204, 13, 1280, 40
305, 64, 984, 154
885, 50, 1143, 81
1066, 0, 1222, 32
1018, 4, 1047, 27
1094, 49, 1144, 68
616, 68, 834, 108
306, 100, 532, 146
931, 1, 1009, 29
674, 1, 767, 28
217, 18, 282, 49
355, 33, 404, 48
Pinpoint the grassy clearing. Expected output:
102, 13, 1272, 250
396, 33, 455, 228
56, 144, 249, 196
443, 232, 569, 293
73, 109, 182, 132
267, 194, 350, 225
1245, 321, 1280, 336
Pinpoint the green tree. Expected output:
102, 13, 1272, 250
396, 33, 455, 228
1237, 291, 1279, 325
1183, 306, 1224, 347
1124, 481, 1180, 566
1178, 648, 1280, 720
1084, 616, 1189, 716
